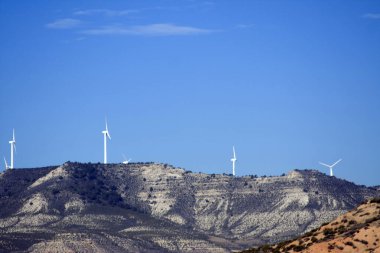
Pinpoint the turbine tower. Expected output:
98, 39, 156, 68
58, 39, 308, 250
102, 120, 111, 164
231, 146, 237, 176
8, 129, 16, 169
319, 159, 342, 176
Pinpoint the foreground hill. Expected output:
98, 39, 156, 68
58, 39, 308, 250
241, 198, 380, 253
0, 162, 378, 252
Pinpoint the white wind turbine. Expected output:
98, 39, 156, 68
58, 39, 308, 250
8, 129, 16, 169
319, 159, 342, 177
122, 154, 131, 164
4, 157, 9, 170
231, 146, 237, 176
102, 120, 111, 164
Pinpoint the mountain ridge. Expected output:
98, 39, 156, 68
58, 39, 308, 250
0, 162, 378, 252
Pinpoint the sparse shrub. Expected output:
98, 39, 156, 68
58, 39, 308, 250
52, 189, 60, 195
348, 220, 357, 225
285, 244, 295, 251
293, 245, 305, 252
337, 225, 346, 233
150, 187, 153, 192
261, 244, 271, 252
29, 202, 33, 205
305, 231, 314, 237
323, 228, 335, 236
311, 236, 318, 243
370, 197, 380, 204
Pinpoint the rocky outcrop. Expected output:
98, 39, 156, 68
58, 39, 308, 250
0, 163, 378, 252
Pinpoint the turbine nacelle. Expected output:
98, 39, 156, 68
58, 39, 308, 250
102, 130, 111, 139
122, 154, 131, 164
122, 159, 131, 164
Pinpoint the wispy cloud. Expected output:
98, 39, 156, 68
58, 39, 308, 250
46, 18, 82, 29
363, 13, 380, 19
74, 9, 138, 16
236, 24, 255, 29
81, 23, 216, 36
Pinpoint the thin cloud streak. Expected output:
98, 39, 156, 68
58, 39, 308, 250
81, 23, 217, 36
74, 9, 138, 16
46, 18, 82, 29
236, 24, 255, 29
363, 13, 380, 19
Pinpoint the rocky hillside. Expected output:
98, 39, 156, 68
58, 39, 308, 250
0, 162, 378, 252
241, 198, 380, 253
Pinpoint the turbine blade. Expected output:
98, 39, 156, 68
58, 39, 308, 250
13, 129, 15, 142
233, 146, 236, 159
4, 157, 7, 168
319, 162, 330, 167
331, 159, 342, 167
105, 119, 111, 139
13, 143, 17, 154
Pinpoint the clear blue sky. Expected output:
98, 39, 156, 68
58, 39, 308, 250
1, 0, 379, 186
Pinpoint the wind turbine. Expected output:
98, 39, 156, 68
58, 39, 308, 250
8, 129, 16, 169
4, 157, 9, 170
122, 154, 131, 164
102, 120, 111, 164
319, 159, 342, 177
231, 146, 237, 176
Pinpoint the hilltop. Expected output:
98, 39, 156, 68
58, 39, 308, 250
241, 198, 380, 252
0, 162, 378, 252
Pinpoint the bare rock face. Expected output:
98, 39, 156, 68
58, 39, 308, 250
0, 163, 378, 252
